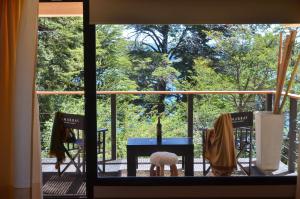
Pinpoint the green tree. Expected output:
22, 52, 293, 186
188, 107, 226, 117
37, 17, 85, 154
207, 25, 278, 111
178, 58, 235, 128
37, 20, 136, 156
129, 53, 179, 114
128, 25, 230, 77
128, 25, 230, 113
37, 17, 84, 91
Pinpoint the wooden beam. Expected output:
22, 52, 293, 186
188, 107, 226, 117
39, 2, 83, 17
90, 0, 300, 24
284, 24, 300, 27
36, 90, 276, 95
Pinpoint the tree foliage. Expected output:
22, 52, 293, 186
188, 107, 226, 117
207, 25, 277, 111
37, 19, 285, 158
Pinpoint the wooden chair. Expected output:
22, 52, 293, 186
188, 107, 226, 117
97, 128, 107, 173
202, 112, 253, 176
52, 112, 107, 175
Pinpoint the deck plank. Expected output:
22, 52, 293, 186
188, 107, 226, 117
42, 157, 295, 198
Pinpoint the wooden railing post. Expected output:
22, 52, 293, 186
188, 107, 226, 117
266, 94, 273, 111
288, 97, 297, 173
111, 94, 117, 160
187, 94, 193, 138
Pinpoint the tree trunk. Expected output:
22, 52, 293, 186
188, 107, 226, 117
161, 25, 169, 54
157, 25, 169, 115
157, 80, 166, 114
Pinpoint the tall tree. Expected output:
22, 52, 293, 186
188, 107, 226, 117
95, 25, 136, 92
129, 53, 179, 113
37, 17, 85, 153
37, 17, 84, 91
128, 25, 229, 113
200, 25, 278, 111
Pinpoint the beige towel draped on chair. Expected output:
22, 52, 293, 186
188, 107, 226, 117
204, 113, 237, 176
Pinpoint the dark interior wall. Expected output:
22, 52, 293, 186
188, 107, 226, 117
90, 0, 300, 24
94, 185, 296, 198
85, 0, 300, 198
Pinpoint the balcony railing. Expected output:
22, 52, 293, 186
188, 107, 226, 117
37, 90, 299, 174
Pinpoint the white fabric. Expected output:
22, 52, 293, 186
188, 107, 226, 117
13, 0, 41, 198
150, 152, 178, 166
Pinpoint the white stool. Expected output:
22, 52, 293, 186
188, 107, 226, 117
150, 152, 178, 176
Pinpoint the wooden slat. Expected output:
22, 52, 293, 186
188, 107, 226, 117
43, 172, 86, 197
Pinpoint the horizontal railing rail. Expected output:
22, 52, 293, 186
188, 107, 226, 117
37, 90, 276, 95
36, 90, 300, 98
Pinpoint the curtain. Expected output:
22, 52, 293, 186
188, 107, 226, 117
0, 0, 41, 198
0, 0, 23, 197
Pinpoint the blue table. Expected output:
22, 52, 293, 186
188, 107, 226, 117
127, 137, 194, 176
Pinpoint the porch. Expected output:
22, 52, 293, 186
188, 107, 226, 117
42, 157, 295, 198
38, 90, 299, 198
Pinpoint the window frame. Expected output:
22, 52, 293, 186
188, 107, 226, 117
38, 0, 298, 198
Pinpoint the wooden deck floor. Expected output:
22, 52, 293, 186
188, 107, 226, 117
42, 157, 296, 198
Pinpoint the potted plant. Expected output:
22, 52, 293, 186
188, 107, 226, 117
255, 30, 300, 171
